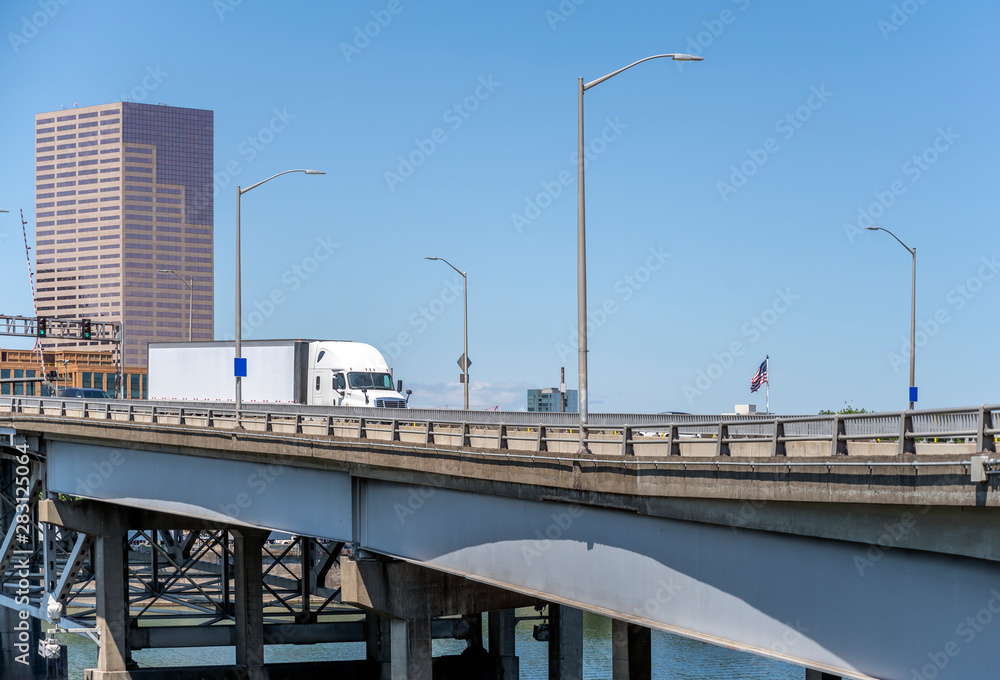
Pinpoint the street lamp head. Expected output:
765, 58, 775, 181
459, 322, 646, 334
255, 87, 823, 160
303, 170, 326, 175
866, 227, 880, 231
425, 257, 439, 261
671, 54, 704, 61
157, 269, 171, 273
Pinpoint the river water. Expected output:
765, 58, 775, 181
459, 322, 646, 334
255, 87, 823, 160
55, 610, 803, 679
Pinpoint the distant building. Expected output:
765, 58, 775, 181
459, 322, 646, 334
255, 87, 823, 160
527, 387, 578, 413
0, 348, 147, 398
34, 102, 214, 366
723, 404, 761, 415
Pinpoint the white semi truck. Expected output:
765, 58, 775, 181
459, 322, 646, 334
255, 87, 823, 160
147, 339, 409, 408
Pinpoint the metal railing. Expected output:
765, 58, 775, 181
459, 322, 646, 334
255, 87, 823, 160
0, 397, 997, 459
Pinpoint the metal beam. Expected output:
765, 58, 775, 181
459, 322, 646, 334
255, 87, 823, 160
131, 621, 366, 649
44, 442, 353, 540
129, 618, 477, 650
41, 499, 255, 536
0, 469, 41, 579
51, 532, 92, 609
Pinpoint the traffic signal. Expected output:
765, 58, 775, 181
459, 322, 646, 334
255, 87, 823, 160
37, 317, 47, 337
82, 319, 92, 340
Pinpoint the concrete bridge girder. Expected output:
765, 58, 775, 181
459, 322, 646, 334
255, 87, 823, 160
15, 427, 1000, 680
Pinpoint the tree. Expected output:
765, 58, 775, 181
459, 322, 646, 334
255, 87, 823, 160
819, 405, 868, 415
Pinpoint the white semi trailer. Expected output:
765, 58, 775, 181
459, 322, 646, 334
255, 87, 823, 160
147, 339, 409, 408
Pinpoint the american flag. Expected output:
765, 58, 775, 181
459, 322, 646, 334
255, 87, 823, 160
750, 357, 768, 393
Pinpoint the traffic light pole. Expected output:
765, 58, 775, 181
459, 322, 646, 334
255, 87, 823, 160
0, 314, 125, 398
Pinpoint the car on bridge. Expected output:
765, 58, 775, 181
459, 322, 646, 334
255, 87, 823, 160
60, 387, 111, 399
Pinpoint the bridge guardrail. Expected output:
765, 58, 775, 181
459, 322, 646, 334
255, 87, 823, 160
0, 397, 996, 459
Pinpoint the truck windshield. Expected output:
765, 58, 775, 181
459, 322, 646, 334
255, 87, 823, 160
348, 372, 393, 390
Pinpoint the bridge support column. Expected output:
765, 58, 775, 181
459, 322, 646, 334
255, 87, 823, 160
234, 529, 269, 680
389, 617, 432, 680
366, 613, 392, 679
344, 557, 538, 679
805, 671, 841, 680
488, 609, 519, 679
548, 605, 582, 680
93, 513, 132, 678
611, 619, 651, 680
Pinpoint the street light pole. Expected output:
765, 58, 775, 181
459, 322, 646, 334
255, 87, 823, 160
158, 269, 194, 342
867, 226, 917, 409
425, 257, 468, 409
577, 53, 703, 451
236, 169, 325, 427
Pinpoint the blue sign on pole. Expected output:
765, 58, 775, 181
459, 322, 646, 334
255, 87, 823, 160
235, 357, 247, 377
909, 386, 918, 403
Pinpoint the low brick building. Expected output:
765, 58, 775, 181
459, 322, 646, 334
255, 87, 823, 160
0, 348, 146, 398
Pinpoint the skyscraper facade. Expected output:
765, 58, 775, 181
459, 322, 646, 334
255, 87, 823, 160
34, 102, 213, 366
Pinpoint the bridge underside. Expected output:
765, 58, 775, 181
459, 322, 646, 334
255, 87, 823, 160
356, 479, 1000, 680
1, 440, 534, 680
32, 436, 1000, 680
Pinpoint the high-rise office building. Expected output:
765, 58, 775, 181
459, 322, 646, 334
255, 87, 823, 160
34, 102, 213, 366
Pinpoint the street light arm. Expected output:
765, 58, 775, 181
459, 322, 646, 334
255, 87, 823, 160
158, 269, 193, 289
868, 226, 914, 256
426, 256, 470, 409
576, 51, 701, 449
240, 169, 325, 195
235, 167, 324, 426
424, 256, 466, 278
584, 53, 703, 90
867, 225, 916, 409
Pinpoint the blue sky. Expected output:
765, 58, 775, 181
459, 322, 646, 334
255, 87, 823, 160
1, 0, 998, 414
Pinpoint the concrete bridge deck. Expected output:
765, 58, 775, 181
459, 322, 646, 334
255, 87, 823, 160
1, 398, 998, 680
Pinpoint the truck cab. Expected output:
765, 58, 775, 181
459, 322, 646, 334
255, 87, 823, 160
308, 341, 407, 408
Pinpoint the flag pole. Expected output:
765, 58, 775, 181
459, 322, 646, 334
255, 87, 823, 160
765, 354, 770, 414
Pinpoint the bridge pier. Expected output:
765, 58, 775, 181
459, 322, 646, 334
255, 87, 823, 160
233, 529, 269, 680
547, 604, 582, 680
39, 499, 377, 680
611, 619, 651, 680
93, 513, 133, 678
393, 617, 432, 680
488, 610, 519, 679
343, 557, 539, 679
805, 671, 841, 680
